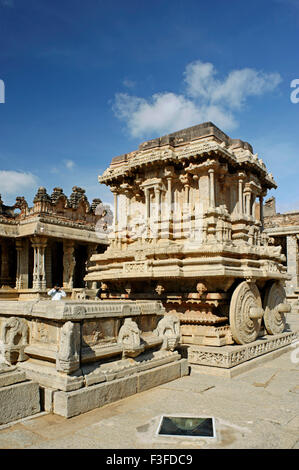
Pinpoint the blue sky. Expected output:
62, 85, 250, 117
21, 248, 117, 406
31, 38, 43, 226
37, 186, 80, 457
0, 0, 298, 212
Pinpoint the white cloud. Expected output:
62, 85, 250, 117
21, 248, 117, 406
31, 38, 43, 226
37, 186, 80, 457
113, 59, 282, 138
184, 60, 217, 100
0, 170, 38, 196
64, 159, 75, 170
114, 92, 204, 138
184, 60, 282, 109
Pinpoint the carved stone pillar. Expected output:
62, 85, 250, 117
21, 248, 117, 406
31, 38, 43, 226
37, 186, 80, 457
154, 187, 161, 238
244, 187, 251, 216
179, 173, 191, 206
145, 187, 150, 237
208, 168, 215, 208
63, 240, 76, 289
30, 236, 47, 290
238, 173, 245, 215
167, 177, 172, 209
259, 194, 264, 229
164, 166, 175, 240
111, 188, 119, 234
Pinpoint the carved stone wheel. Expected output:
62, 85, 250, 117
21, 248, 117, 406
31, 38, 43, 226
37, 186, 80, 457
263, 282, 289, 335
229, 281, 263, 345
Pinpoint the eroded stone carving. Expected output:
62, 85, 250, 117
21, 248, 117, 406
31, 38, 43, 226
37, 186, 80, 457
1, 316, 28, 364
154, 314, 180, 351
56, 321, 81, 373
117, 318, 144, 358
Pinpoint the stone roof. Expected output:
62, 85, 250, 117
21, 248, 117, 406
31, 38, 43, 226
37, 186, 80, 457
100, 122, 276, 190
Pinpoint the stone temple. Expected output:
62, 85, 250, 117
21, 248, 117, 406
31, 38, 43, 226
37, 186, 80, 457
0, 122, 297, 422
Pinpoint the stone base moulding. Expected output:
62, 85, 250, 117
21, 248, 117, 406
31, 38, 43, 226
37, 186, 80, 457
186, 330, 297, 370
0, 299, 186, 419
52, 358, 188, 418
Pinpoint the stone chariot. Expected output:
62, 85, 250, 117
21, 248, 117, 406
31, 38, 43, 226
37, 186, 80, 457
86, 122, 292, 353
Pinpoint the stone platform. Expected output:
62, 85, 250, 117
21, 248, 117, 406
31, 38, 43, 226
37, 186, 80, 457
52, 357, 188, 418
0, 365, 40, 425
186, 330, 297, 377
0, 299, 186, 420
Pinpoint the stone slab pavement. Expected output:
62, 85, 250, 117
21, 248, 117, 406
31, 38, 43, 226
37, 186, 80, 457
0, 314, 298, 450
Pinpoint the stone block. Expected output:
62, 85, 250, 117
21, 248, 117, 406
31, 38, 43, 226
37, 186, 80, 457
0, 381, 40, 425
180, 358, 189, 377
0, 368, 27, 388
137, 361, 181, 393
53, 375, 138, 418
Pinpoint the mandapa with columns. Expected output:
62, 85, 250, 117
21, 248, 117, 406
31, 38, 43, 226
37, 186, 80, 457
0, 186, 108, 299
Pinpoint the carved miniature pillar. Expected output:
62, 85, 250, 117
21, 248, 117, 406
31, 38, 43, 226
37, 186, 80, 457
166, 177, 173, 239
126, 193, 131, 232
63, 240, 76, 289
244, 186, 251, 216
154, 187, 161, 238
120, 188, 132, 241
208, 168, 215, 208
185, 182, 190, 205
31, 236, 47, 290
145, 188, 150, 237
251, 193, 257, 220
238, 176, 244, 215
179, 173, 190, 206
111, 189, 118, 234
190, 174, 199, 239
167, 178, 172, 209
165, 166, 174, 224
259, 194, 264, 229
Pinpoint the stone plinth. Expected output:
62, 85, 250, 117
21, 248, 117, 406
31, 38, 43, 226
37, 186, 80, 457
187, 330, 297, 370
0, 299, 185, 417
